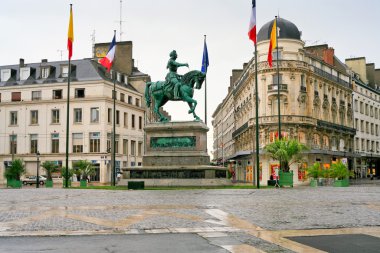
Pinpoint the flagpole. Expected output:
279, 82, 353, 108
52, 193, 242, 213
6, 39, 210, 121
275, 16, 282, 172
254, 42, 260, 189
65, 4, 73, 188
204, 34, 207, 126
112, 30, 117, 187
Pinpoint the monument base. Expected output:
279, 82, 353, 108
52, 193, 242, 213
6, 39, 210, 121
120, 121, 229, 186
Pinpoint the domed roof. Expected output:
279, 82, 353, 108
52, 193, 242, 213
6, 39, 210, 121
257, 17, 301, 42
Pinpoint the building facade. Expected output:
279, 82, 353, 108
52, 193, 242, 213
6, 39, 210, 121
213, 18, 357, 185
0, 41, 150, 184
346, 57, 380, 178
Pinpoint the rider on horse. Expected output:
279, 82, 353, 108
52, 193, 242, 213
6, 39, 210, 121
165, 50, 189, 99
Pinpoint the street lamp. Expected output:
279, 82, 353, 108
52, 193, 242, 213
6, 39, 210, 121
36, 151, 40, 188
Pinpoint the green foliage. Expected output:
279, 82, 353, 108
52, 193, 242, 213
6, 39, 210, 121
306, 162, 320, 179
4, 159, 26, 181
72, 160, 96, 180
264, 138, 308, 172
41, 161, 58, 180
61, 166, 74, 179
331, 162, 353, 180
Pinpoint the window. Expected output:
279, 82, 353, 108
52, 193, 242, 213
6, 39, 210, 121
354, 99, 358, 112
360, 101, 363, 113
32, 91, 41, 100
365, 104, 369, 115
107, 134, 119, 153
61, 66, 69, 77
361, 139, 365, 151
124, 112, 128, 127
116, 110, 120, 125
135, 98, 140, 107
53, 89, 62, 99
355, 138, 359, 151
139, 116, 142, 130
72, 133, 83, 153
123, 139, 128, 155
75, 88, 85, 98
10, 111, 18, 125
74, 108, 82, 123
20, 67, 30, 81
128, 95, 133, 104
108, 108, 112, 123
313, 134, 320, 148
11, 92, 21, 102
30, 110, 38, 125
361, 120, 364, 132
10, 135, 17, 154
132, 114, 135, 128
366, 122, 369, 134
355, 118, 358, 129
51, 133, 59, 153
90, 107, 99, 123
272, 74, 282, 85
41, 67, 50, 78
131, 140, 136, 155
376, 124, 379, 136
89, 132, 100, 152
138, 142, 143, 156
52, 109, 60, 124
371, 123, 374, 135
120, 93, 125, 102
1, 69, 11, 81
30, 134, 38, 154
272, 50, 282, 60
0, 93, 1, 102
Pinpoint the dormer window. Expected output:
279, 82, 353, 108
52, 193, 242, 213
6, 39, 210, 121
1, 69, 11, 81
41, 67, 50, 79
61, 66, 69, 78
20, 67, 31, 81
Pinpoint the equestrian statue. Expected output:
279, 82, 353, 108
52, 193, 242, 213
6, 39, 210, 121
145, 50, 206, 122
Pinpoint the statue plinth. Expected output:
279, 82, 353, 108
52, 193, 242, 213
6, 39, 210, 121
143, 121, 210, 166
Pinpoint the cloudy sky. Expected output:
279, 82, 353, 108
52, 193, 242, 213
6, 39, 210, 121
1, 0, 379, 152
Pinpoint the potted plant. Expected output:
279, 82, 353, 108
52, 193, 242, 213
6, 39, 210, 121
4, 159, 25, 188
61, 166, 73, 187
265, 138, 308, 187
72, 160, 96, 187
331, 161, 352, 187
306, 162, 320, 187
41, 161, 58, 188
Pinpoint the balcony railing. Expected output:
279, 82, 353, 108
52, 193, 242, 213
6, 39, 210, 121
312, 66, 352, 88
268, 84, 288, 92
300, 86, 307, 92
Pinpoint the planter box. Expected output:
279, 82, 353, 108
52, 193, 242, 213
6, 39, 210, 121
128, 181, 145, 190
279, 171, 293, 187
267, 180, 277, 186
80, 180, 87, 187
62, 179, 72, 188
45, 180, 53, 188
310, 179, 318, 187
333, 178, 349, 187
7, 179, 22, 188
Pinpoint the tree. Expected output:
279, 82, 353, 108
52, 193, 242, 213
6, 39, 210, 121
4, 159, 26, 180
264, 138, 308, 172
72, 160, 96, 181
41, 161, 58, 181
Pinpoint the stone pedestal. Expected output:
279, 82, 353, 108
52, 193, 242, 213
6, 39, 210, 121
143, 121, 210, 167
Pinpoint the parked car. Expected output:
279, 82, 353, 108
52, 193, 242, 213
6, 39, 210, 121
22, 176, 47, 185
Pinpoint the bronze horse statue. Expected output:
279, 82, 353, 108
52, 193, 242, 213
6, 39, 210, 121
145, 70, 206, 122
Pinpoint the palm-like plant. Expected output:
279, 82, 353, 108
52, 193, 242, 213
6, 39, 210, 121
72, 160, 96, 181
264, 138, 308, 172
331, 161, 352, 180
306, 162, 321, 179
41, 161, 58, 181
4, 159, 26, 180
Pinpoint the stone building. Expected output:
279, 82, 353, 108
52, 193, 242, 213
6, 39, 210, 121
212, 18, 356, 185
0, 41, 150, 184
346, 57, 380, 178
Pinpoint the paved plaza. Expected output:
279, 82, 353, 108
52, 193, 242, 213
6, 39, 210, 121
0, 184, 380, 252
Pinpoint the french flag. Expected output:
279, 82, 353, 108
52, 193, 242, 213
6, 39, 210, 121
99, 34, 116, 72
248, 0, 256, 44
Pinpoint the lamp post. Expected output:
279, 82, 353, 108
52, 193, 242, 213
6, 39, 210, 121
36, 151, 40, 188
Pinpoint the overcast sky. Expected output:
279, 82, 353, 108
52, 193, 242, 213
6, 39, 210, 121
1, 0, 379, 153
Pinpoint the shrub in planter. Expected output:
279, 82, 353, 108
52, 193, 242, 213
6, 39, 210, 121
41, 161, 58, 188
331, 161, 353, 187
72, 160, 96, 187
4, 159, 25, 188
306, 162, 320, 187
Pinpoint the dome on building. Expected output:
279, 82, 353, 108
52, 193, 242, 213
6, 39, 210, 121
257, 17, 301, 42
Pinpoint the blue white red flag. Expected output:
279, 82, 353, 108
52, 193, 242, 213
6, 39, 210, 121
99, 34, 116, 72
248, 0, 256, 44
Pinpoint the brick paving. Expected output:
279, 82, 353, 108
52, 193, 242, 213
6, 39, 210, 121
0, 185, 379, 252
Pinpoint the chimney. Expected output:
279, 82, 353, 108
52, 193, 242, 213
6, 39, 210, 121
19, 58, 25, 67
323, 48, 334, 66
41, 59, 48, 63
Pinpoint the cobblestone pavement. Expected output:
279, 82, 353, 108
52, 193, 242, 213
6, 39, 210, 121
0, 185, 380, 252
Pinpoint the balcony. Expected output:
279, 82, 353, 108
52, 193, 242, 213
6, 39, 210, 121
268, 84, 288, 93
312, 66, 352, 89
248, 115, 318, 127
300, 86, 307, 92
